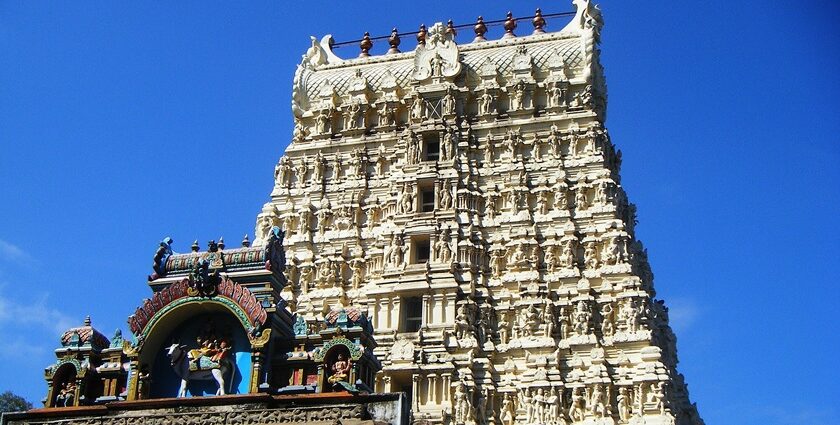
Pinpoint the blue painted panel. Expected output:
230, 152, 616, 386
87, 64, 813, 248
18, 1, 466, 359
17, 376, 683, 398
150, 313, 250, 398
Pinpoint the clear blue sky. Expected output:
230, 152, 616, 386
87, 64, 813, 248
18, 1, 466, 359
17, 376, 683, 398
1, 1, 838, 423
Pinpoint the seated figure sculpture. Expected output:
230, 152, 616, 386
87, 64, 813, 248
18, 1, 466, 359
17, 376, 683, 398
328, 352, 352, 385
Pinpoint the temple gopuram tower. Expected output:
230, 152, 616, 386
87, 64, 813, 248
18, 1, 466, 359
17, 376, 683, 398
254, 2, 703, 425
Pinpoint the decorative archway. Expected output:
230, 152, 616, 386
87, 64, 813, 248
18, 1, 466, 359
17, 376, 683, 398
124, 277, 271, 399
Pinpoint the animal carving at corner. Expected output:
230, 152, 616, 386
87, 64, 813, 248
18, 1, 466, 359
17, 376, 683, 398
166, 342, 232, 397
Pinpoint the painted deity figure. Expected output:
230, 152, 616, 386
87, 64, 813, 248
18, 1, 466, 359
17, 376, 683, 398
327, 352, 352, 384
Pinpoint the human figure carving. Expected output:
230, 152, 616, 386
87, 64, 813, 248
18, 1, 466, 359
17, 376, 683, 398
568, 387, 586, 422
327, 352, 352, 384
479, 91, 493, 115
573, 301, 592, 335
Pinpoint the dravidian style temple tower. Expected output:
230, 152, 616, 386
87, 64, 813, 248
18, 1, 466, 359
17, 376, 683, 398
2, 3, 702, 425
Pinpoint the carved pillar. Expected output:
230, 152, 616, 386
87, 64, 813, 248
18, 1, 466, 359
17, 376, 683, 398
126, 359, 140, 401
250, 351, 263, 393
442, 373, 452, 407
391, 296, 401, 330
423, 294, 431, 327
427, 373, 438, 405
412, 373, 421, 411
384, 374, 393, 392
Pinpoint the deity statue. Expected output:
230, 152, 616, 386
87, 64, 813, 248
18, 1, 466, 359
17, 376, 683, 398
312, 152, 326, 184
375, 144, 388, 176
397, 183, 415, 214
378, 102, 394, 127
500, 392, 515, 425
544, 245, 558, 272
478, 91, 493, 116
441, 87, 456, 116
559, 307, 572, 339
575, 185, 588, 210
316, 109, 331, 135
584, 241, 600, 269
601, 303, 615, 337
438, 181, 453, 209
590, 384, 609, 417
441, 127, 456, 161
350, 259, 365, 289
317, 257, 335, 288
498, 311, 510, 344
434, 227, 453, 263
453, 381, 472, 425
559, 239, 576, 268
536, 190, 549, 215
327, 352, 352, 384
508, 242, 529, 270
548, 81, 567, 108
299, 265, 313, 293
543, 303, 555, 336
510, 80, 525, 111
455, 305, 471, 340
386, 233, 406, 268
573, 301, 592, 335
568, 387, 586, 422
402, 128, 420, 165
617, 386, 632, 421
410, 94, 425, 121
292, 120, 306, 144
275, 155, 292, 188
548, 124, 562, 158
491, 248, 506, 277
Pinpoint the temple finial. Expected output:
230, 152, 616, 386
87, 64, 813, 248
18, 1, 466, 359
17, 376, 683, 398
191, 240, 199, 252
417, 24, 427, 46
359, 32, 372, 57
242, 234, 251, 247
446, 20, 457, 38
84, 315, 91, 326
218, 237, 225, 250
388, 28, 401, 54
503, 11, 517, 38
473, 16, 487, 42
532, 8, 546, 34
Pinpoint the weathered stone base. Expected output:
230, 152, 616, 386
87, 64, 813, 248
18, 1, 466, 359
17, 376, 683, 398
1, 393, 407, 425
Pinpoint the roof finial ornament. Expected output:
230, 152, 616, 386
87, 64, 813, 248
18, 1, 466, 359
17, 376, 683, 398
446, 20, 457, 38
208, 240, 218, 252
532, 8, 546, 34
473, 16, 487, 42
84, 315, 91, 327
417, 24, 427, 47
191, 240, 199, 252
218, 237, 225, 250
503, 11, 517, 38
242, 234, 251, 247
388, 28, 401, 54
359, 32, 372, 57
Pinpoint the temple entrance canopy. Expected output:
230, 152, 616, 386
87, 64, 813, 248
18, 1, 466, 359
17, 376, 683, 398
145, 307, 251, 397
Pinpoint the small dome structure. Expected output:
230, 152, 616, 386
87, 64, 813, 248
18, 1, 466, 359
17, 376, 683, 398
59, 316, 110, 351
